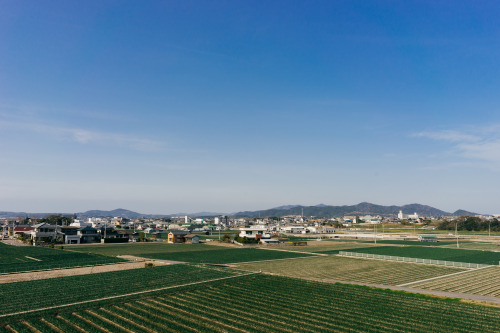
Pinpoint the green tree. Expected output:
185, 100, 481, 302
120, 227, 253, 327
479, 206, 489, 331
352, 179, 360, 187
39, 215, 73, 226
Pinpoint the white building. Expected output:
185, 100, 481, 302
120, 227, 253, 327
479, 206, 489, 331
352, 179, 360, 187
70, 220, 92, 228
238, 227, 271, 239
398, 210, 419, 220
281, 226, 307, 234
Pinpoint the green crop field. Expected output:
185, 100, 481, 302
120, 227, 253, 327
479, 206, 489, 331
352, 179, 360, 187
68, 242, 226, 256
141, 248, 316, 264
440, 242, 500, 251
0, 264, 244, 316
362, 239, 459, 246
408, 266, 500, 297
280, 242, 381, 254
1, 274, 499, 332
0, 243, 124, 274
345, 246, 500, 264
69, 243, 315, 263
236, 256, 465, 285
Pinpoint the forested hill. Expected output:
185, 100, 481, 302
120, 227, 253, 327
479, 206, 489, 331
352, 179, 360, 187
233, 202, 476, 218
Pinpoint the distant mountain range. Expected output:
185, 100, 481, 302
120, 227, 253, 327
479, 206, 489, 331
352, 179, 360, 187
0, 202, 478, 219
232, 202, 477, 218
76, 209, 224, 219
0, 208, 222, 219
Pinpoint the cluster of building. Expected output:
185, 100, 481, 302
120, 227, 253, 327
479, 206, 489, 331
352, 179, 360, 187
0, 217, 202, 246
6, 209, 488, 246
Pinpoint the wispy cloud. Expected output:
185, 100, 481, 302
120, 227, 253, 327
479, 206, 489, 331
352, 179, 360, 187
0, 119, 164, 152
414, 126, 500, 165
458, 140, 500, 163
414, 130, 480, 143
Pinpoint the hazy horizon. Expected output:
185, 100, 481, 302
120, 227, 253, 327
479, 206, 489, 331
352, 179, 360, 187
0, 201, 488, 216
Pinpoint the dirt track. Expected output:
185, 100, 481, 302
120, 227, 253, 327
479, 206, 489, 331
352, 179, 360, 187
0, 261, 165, 284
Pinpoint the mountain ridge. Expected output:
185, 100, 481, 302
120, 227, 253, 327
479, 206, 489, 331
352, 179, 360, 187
0, 203, 478, 219
232, 202, 478, 218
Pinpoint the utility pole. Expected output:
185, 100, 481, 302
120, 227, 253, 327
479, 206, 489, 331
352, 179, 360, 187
374, 224, 377, 244
455, 222, 459, 248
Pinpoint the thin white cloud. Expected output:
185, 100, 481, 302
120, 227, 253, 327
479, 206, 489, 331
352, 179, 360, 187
458, 140, 500, 163
414, 126, 500, 166
414, 130, 480, 143
0, 119, 164, 152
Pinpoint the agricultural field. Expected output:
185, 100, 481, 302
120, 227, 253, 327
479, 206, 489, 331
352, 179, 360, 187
1, 274, 499, 332
70, 243, 316, 264
0, 264, 244, 316
141, 247, 316, 264
440, 241, 500, 251
363, 239, 459, 246
236, 256, 465, 285
0, 243, 124, 274
68, 242, 225, 257
345, 246, 500, 264
408, 266, 500, 297
281, 241, 382, 254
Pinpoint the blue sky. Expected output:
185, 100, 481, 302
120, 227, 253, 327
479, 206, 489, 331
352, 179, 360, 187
1, 1, 500, 214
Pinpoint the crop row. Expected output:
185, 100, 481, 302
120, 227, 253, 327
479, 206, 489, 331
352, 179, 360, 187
0, 264, 243, 316
2, 274, 500, 332
410, 266, 500, 297
237, 256, 465, 285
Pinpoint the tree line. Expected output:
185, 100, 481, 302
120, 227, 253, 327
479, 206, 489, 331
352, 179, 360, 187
438, 217, 499, 232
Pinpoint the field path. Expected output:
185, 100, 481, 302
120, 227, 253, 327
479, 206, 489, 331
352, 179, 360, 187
116, 255, 185, 264
0, 272, 258, 318
0, 262, 166, 284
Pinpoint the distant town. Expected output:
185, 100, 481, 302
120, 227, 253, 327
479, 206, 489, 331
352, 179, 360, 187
2, 203, 499, 246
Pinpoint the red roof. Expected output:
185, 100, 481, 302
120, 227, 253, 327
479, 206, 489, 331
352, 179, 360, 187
14, 226, 33, 232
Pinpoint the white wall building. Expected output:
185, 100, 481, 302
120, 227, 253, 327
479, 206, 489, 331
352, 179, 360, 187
238, 226, 271, 239
398, 210, 419, 220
